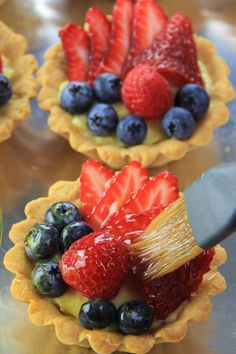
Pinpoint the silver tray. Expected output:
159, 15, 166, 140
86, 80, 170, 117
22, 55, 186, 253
0, 1, 236, 353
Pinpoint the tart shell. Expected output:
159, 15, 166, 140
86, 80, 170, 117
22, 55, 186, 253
4, 177, 227, 354
37, 35, 234, 169
0, 21, 38, 143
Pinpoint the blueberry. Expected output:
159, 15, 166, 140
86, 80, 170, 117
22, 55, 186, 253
32, 261, 68, 298
175, 83, 210, 121
87, 103, 118, 136
117, 300, 154, 335
24, 223, 59, 261
60, 82, 94, 114
60, 221, 93, 252
93, 73, 122, 103
45, 202, 82, 232
116, 115, 147, 146
79, 300, 117, 329
162, 107, 196, 140
0, 74, 12, 107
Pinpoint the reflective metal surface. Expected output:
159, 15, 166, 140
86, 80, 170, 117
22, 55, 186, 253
0, 1, 236, 353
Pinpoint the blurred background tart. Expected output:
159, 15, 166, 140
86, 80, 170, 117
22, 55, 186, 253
0, 21, 37, 143
38, 0, 234, 169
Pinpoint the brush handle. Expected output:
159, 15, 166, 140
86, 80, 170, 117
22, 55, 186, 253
184, 162, 236, 249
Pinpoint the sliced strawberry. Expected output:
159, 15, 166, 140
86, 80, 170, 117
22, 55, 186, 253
0, 57, 3, 73
96, 0, 133, 77
59, 23, 90, 81
104, 170, 179, 229
80, 159, 114, 218
85, 7, 111, 82
125, 13, 203, 86
124, 170, 179, 214
104, 205, 169, 244
88, 161, 148, 230
129, 0, 167, 57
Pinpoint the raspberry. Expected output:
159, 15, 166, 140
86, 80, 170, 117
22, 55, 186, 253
138, 249, 215, 319
122, 65, 173, 120
59, 232, 130, 300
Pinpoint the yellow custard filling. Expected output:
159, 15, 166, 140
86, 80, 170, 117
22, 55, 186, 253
58, 61, 211, 147
2, 55, 14, 79
53, 278, 185, 331
54, 280, 141, 319
71, 106, 166, 147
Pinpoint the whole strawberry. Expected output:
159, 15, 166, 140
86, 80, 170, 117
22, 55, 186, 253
59, 232, 130, 299
122, 65, 173, 120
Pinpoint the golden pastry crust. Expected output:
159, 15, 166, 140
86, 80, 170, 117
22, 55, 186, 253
0, 21, 38, 143
38, 35, 234, 169
4, 177, 227, 354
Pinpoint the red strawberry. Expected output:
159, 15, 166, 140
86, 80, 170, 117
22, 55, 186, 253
80, 159, 114, 218
124, 170, 179, 214
139, 249, 215, 319
105, 206, 169, 244
85, 7, 111, 82
59, 231, 130, 299
59, 23, 90, 81
104, 169, 179, 233
129, 0, 167, 57
96, 0, 133, 77
122, 65, 173, 119
88, 161, 148, 230
0, 57, 3, 73
126, 13, 203, 86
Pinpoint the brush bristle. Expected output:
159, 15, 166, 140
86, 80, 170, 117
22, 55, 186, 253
132, 196, 203, 279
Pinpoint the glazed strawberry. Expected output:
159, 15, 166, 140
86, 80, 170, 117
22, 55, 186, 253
85, 7, 111, 82
127, 13, 203, 86
105, 206, 168, 244
122, 65, 173, 119
139, 249, 215, 319
80, 159, 114, 218
59, 23, 90, 81
88, 161, 148, 229
128, 0, 167, 58
96, 0, 133, 77
60, 232, 130, 299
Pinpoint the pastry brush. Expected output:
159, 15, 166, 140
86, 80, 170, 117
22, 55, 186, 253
133, 163, 236, 279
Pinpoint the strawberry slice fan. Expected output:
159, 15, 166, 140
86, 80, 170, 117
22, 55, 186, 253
4, 158, 227, 354
38, 0, 234, 169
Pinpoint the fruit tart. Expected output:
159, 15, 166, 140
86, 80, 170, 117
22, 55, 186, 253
0, 21, 37, 143
38, 0, 234, 169
4, 159, 227, 354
